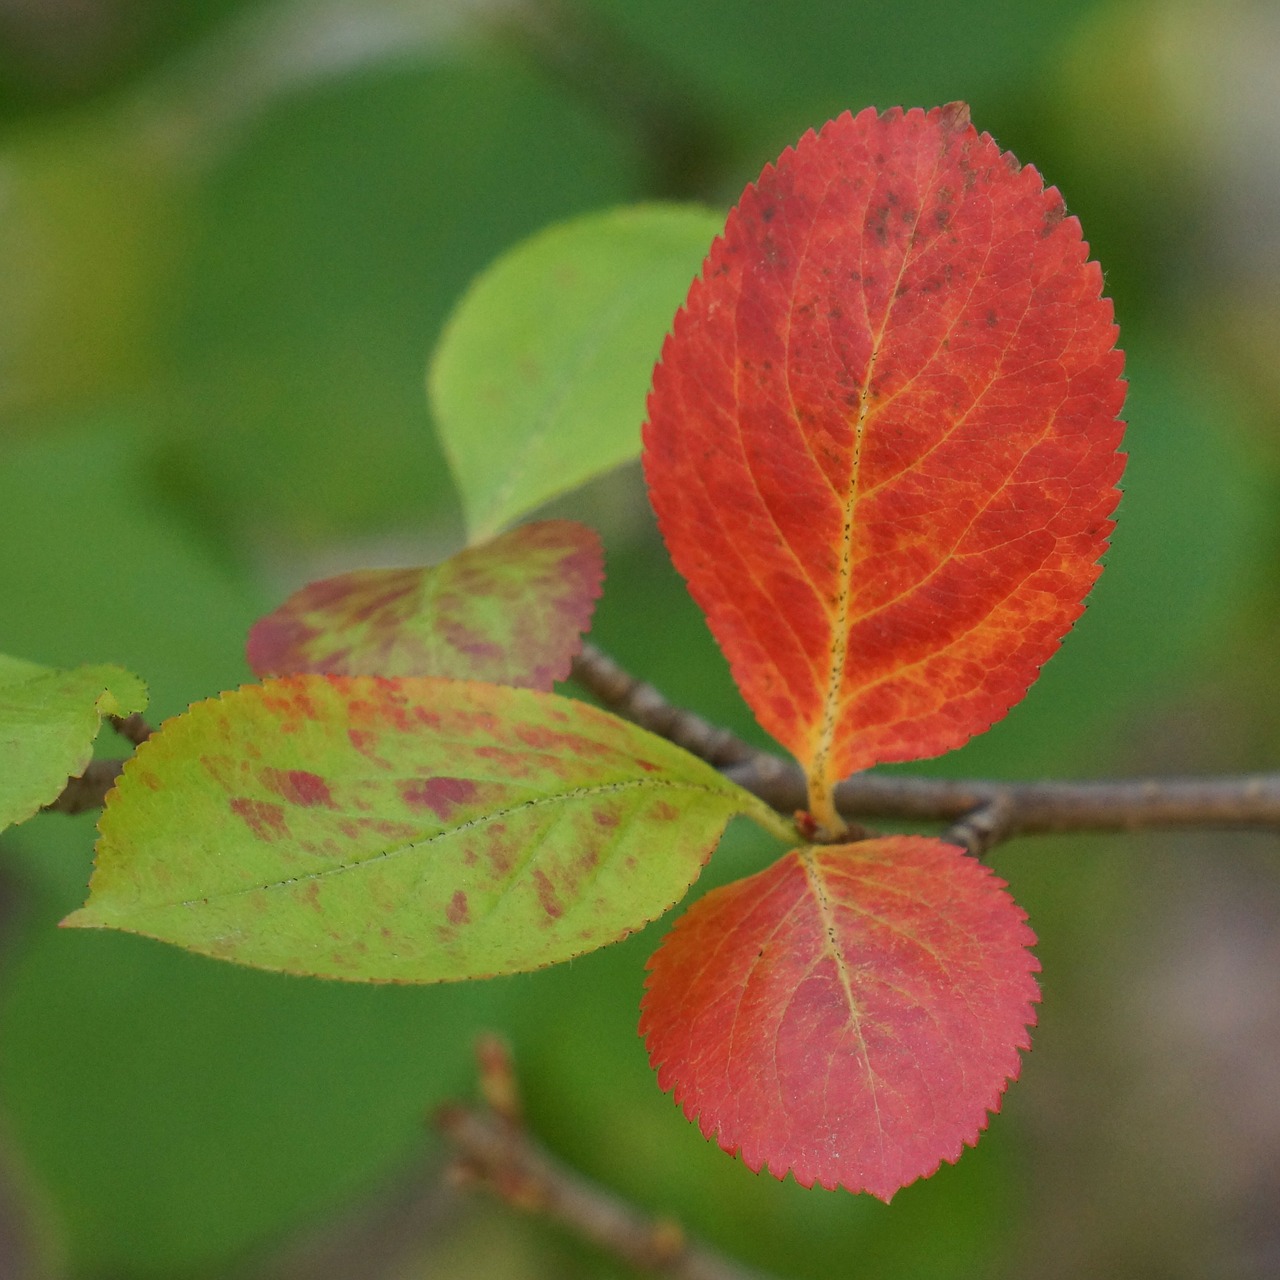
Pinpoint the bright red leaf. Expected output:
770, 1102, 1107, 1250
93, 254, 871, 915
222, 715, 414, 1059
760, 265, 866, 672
246, 520, 602, 690
643, 103, 1126, 817
640, 836, 1040, 1200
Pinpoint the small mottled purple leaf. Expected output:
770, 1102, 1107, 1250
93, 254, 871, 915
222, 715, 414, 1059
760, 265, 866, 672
246, 520, 603, 690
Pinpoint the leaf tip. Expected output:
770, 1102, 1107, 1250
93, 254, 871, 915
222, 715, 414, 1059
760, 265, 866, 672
58, 907, 98, 930
937, 100, 972, 134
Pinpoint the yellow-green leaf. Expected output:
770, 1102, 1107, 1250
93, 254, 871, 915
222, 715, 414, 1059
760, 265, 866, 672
67, 675, 773, 983
0, 656, 148, 831
429, 203, 722, 541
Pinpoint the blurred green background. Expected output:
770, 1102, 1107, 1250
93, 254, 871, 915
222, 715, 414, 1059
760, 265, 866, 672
2, 0, 1280, 1276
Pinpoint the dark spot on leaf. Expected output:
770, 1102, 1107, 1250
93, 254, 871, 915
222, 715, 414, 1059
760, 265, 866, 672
593, 809, 620, 828
986, 309, 998, 327
651, 801, 681, 822
438, 619, 504, 661
347, 728, 392, 767
939, 100, 971, 133
229, 797, 288, 842
1042, 198, 1066, 237
400, 776, 478, 821
483, 826, 515, 876
514, 723, 571, 751
532, 868, 564, 919
261, 768, 335, 808
446, 890, 470, 925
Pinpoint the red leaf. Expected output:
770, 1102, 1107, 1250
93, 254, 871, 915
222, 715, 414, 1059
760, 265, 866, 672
640, 836, 1040, 1200
246, 520, 603, 690
643, 104, 1126, 808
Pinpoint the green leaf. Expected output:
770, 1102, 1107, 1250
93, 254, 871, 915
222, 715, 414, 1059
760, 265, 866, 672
67, 675, 771, 982
429, 203, 722, 541
0, 657, 148, 831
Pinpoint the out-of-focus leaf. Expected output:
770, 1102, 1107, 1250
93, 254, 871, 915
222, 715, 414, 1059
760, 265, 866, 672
0, 657, 147, 832
246, 520, 603, 689
68, 675, 774, 981
641, 836, 1040, 1201
168, 57, 644, 539
580, 0, 1101, 145
430, 203, 722, 540
0, 123, 181, 425
644, 105, 1125, 814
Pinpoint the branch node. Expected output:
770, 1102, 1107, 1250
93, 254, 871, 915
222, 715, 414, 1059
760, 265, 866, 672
474, 1032, 523, 1127
941, 792, 1015, 857
435, 1030, 782, 1280
110, 712, 153, 747
648, 1217, 688, 1264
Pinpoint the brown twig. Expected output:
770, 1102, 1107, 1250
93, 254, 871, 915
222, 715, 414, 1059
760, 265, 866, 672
37, 646, 1280, 855
573, 644, 1280, 854
436, 1036, 781, 1280
37, 714, 152, 817
41, 760, 125, 816
109, 712, 153, 747
730, 760, 1280, 853
571, 642, 759, 769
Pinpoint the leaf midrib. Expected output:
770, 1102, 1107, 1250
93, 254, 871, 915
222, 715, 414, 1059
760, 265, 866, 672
807, 141, 952, 800
111, 775, 737, 915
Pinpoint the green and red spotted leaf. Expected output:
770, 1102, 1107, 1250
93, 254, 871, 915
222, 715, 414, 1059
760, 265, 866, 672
66, 676, 777, 982
643, 103, 1126, 819
246, 520, 603, 690
640, 836, 1039, 1200
0, 655, 148, 832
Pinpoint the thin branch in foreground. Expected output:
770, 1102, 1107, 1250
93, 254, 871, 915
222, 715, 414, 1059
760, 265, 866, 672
573, 644, 1280, 853
41, 760, 125, 816
733, 762, 1280, 852
40, 713, 153, 816
571, 643, 760, 769
109, 712, 153, 747
37, 644, 1280, 855
436, 1036, 782, 1280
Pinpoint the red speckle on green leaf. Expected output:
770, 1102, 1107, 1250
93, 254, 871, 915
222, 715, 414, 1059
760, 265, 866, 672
347, 728, 392, 768
399, 776, 479, 820
532, 868, 564, 919
260, 767, 334, 808
446, 890, 470, 925
228, 797, 288, 842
